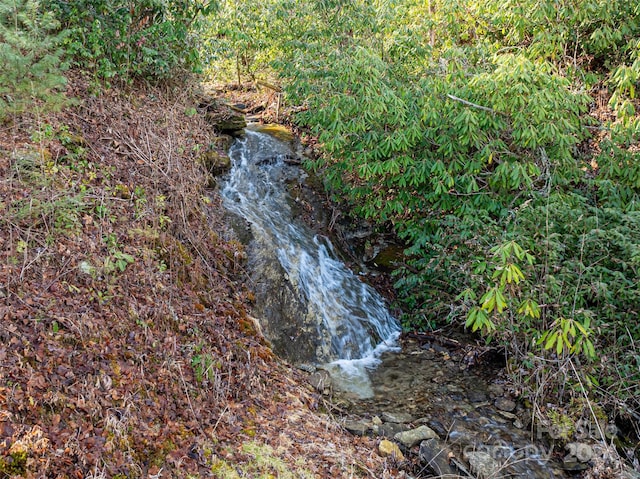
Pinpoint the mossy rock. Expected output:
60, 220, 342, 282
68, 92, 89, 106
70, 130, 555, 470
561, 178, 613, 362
211, 134, 234, 152
205, 110, 246, 133
200, 149, 231, 176
250, 124, 294, 143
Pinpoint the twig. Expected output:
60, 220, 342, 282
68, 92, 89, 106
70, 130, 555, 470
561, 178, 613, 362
446, 94, 503, 115
256, 79, 282, 93
176, 362, 206, 435
539, 147, 552, 197
43, 256, 74, 292
212, 404, 229, 434
568, 359, 607, 442
20, 240, 48, 281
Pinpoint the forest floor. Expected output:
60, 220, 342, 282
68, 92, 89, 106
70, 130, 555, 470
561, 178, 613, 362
0, 72, 404, 478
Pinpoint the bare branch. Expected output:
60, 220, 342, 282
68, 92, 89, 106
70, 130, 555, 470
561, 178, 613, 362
446, 94, 503, 115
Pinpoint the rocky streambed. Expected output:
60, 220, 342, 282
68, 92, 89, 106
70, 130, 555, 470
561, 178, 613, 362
315, 336, 568, 478
311, 333, 640, 478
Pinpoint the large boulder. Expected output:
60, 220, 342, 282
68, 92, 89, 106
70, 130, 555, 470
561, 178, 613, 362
205, 109, 247, 133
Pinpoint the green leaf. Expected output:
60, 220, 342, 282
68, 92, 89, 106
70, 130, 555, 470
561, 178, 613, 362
494, 287, 507, 313
518, 299, 541, 319
480, 288, 496, 313
556, 334, 564, 356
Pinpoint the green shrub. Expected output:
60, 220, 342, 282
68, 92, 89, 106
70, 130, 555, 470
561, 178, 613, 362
0, 0, 67, 121
207, 0, 640, 406
42, 0, 215, 82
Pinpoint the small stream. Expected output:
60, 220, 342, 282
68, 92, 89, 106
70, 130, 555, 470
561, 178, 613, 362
222, 127, 400, 396
221, 126, 569, 478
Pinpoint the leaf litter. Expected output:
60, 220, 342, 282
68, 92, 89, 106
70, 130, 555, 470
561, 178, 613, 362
0, 72, 401, 478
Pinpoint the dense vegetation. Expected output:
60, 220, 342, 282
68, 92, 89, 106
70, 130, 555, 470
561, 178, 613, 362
1, 1, 395, 478
205, 0, 640, 413
0, 0, 68, 120
3, 0, 639, 434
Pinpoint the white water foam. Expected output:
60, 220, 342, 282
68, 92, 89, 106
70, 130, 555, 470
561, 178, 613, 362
222, 128, 401, 397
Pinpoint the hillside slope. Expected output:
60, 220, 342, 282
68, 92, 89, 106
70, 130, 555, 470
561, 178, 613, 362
0, 73, 395, 478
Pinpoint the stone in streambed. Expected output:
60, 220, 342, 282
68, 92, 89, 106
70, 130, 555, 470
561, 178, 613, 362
494, 397, 517, 412
464, 451, 501, 479
487, 383, 505, 397
205, 109, 246, 133
394, 425, 438, 448
421, 419, 447, 437
343, 419, 371, 436
378, 422, 407, 438
419, 439, 458, 477
378, 439, 404, 460
448, 423, 480, 444
496, 410, 517, 420
381, 411, 414, 423
467, 390, 488, 403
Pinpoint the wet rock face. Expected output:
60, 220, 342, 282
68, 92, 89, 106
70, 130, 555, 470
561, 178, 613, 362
200, 149, 231, 177
247, 237, 322, 365
221, 130, 331, 365
222, 128, 400, 369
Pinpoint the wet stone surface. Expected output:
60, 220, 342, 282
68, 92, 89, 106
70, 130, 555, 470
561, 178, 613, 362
221, 127, 400, 366
332, 337, 568, 478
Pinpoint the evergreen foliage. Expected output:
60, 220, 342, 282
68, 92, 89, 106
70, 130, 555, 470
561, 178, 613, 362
0, 0, 67, 121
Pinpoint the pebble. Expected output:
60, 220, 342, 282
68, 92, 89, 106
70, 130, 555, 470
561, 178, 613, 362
382, 411, 414, 424
496, 410, 517, 420
378, 439, 404, 460
394, 425, 438, 447
343, 419, 370, 436
378, 422, 407, 438
467, 390, 488, 403
494, 397, 517, 412
487, 384, 505, 397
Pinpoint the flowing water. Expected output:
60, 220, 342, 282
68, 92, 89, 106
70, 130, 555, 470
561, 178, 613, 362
221, 127, 401, 396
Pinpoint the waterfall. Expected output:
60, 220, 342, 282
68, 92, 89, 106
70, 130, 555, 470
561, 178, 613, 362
221, 127, 400, 397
